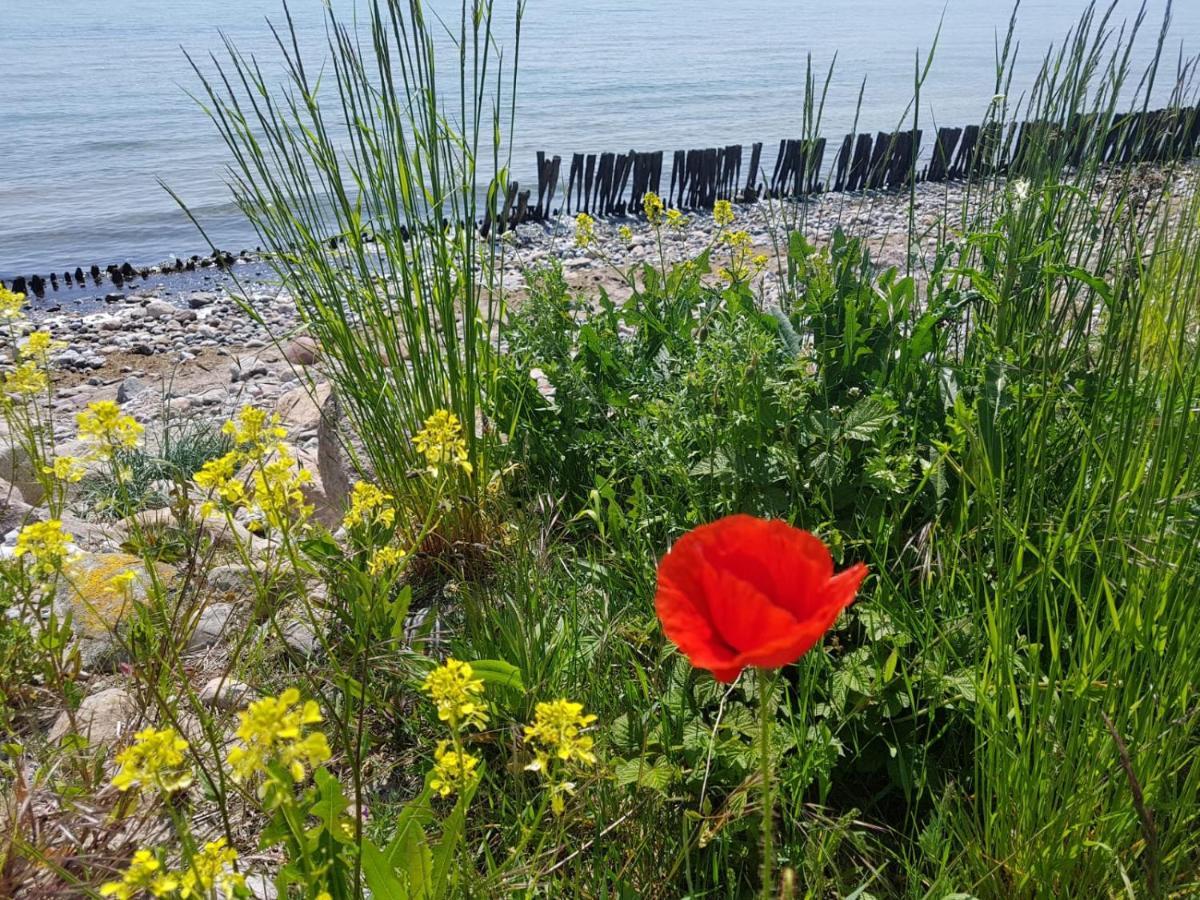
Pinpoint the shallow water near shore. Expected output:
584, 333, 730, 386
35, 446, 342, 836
2, 0, 1197, 283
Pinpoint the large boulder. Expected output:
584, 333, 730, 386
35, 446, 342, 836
276, 381, 331, 435
54, 552, 177, 671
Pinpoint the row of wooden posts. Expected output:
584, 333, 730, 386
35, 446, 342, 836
485, 105, 1200, 233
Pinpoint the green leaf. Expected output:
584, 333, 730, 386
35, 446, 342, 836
841, 397, 895, 442
362, 837, 410, 899
430, 768, 483, 898
468, 659, 525, 693
385, 789, 435, 898
613, 756, 678, 794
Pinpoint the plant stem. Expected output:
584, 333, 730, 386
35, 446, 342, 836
758, 668, 774, 900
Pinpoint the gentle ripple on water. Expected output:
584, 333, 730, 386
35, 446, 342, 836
1, 0, 1196, 278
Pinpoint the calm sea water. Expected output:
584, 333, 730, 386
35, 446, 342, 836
2, 0, 1197, 278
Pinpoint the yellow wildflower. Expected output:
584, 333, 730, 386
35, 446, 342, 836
226, 688, 330, 786
250, 446, 314, 530
367, 545, 406, 576
643, 191, 665, 225
193, 450, 245, 508
666, 208, 688, 230
342, 480, 395, 531
2, 360, 48, 396
13, 519, 73, 577
412, 409, 472, 477
222, 405, 287, 456
112, 727, 193, 795
178, 838, 245, 899
524, 699, 597, 770
107, 569, 138, 594
20, 330, 66, 363
618, 225, 634, 243
45, 455, 87, 483
523, 699, 598, 816
0, 286, 25, 321
429, 739, 479, 797
422, 658, 488, 731
99, 849, 179, 899
713, 199, 735, 226
76, 401, 143, 457
574, 212, 596, 249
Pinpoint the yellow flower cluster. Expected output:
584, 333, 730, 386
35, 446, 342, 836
99, 840, 244, 900
226, 688, 331, 789
76, 400, 144, 459
46, 454, 87, 483
179, 838, 245, 898
619, 224, 634, 243
718, 230, 769, 284
2, 361, 47, 396
524, 698, 598, 815
0, 286, 25, 321
643, 191, 665, 225
13, 519, 73, 577
193, 407, 314, 529
422, 658, 488, 731
412, 409, 472, 477
222, 404, 287, 457
421, 658, 487, 798
250, 446, 314, 530
342, 480, 395, 530
666, 208, 688, 230
524, 699, 597, 769
20, 330, 67, 364
713, 199, 736, 226
574, 212, 596, 248
112, 727, 193, 795
368, 544, 406, 576
100, 849, 178, 899
430, 739, 480, 797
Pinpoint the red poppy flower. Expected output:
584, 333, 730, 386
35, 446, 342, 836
655, 515, 867, 683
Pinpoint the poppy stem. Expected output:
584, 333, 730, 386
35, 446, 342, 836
758, 667, 775, 900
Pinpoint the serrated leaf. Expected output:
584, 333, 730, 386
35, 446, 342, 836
841, 397, 895, 442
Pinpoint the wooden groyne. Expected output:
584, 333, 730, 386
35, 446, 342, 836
6, 106, 1199, 299
496, 105, 1200, 228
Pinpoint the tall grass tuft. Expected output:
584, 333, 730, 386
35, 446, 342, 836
185, 0, 521, 535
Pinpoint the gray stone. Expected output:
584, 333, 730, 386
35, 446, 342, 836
198, 676, 253, 711
144, 299, 175, 319
47, 687, 139, 745
188, 602, 235, 651
281, 619, 320, 658
116, 376, 147, 404
0, 478, 32, 534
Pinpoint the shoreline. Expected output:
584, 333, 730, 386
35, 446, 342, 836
6, 161, 1195, 447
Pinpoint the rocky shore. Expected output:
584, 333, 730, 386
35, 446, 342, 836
5, 163, 1193, 451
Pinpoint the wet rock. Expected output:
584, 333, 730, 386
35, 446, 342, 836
144, 299, 175, 319
47, 686, 139, 745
